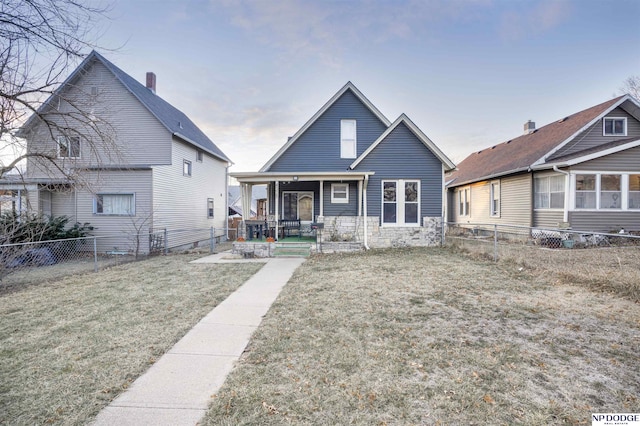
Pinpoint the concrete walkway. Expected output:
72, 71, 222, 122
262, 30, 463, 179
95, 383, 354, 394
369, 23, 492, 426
92, 253, 305, 426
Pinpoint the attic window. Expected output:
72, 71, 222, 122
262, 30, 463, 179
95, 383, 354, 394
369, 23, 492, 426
340, 119, 357, 159
603, 117, 626, 136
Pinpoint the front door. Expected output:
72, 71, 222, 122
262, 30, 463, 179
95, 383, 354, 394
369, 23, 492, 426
282, 191, 314, 222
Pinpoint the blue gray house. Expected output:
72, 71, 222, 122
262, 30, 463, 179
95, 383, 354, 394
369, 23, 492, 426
231, 82, 455, 248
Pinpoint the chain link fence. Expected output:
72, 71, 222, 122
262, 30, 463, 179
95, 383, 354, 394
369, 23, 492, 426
0, 227, 232, 292
444, 222, 640, 301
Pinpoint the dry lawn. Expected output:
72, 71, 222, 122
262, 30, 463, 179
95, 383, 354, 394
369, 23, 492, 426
0, 253, 262, 425
204, 248, 640, 425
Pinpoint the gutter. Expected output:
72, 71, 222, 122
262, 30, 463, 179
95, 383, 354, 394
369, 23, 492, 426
553, 165, 571, 223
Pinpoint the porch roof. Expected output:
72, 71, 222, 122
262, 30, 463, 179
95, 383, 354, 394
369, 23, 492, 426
230, 171, 375, 184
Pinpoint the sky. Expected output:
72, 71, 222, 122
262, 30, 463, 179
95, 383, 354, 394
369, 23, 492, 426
89, 0, 640, 171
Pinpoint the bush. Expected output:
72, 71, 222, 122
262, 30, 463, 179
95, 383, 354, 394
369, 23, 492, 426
0, 212, 93, 244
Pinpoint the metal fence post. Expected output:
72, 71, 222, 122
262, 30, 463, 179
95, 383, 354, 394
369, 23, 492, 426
164, 228, 168, 255
93, 236, 98, 272
210, 227, 215, 254
493, 224, 498, 262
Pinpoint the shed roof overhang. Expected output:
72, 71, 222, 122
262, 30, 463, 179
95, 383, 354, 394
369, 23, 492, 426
230, 171, 375, 184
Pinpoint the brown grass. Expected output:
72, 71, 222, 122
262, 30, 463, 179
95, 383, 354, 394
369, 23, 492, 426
0, 252, 262, 425
204, 248, 640, 425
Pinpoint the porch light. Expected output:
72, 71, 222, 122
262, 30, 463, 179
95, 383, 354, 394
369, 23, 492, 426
292, 176, 298, 181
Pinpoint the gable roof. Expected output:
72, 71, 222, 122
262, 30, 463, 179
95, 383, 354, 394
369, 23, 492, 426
447, 95, 638, 187
259, 81, 391, 172
350, 113, 455, 170
20, 51, 231, 163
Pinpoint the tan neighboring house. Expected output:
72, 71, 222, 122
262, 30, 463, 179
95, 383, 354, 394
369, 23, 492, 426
0, 51, 231, 252
447, 95, 640, 232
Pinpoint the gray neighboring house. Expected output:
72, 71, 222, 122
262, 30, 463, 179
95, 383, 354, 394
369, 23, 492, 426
231, 82, 455, 248
447, 94, 640, 232
0, 51, 231, 252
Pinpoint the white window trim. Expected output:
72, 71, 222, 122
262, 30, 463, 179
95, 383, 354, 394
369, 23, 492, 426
570, 171, 637, 211
533, 173, 566, 211
57, 135, 81, 159
490, 180, 500, 217
381, 179, 421, 227
340, 119, 357, 159
93, 193, 135, 216
207, 197, 214, 218
458, 186, 470, 217
183, 159, 192, 177
330, 183, 349, 204
602, 117, 627, 136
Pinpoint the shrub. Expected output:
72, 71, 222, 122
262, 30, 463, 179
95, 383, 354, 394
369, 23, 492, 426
0, 212, 93, 244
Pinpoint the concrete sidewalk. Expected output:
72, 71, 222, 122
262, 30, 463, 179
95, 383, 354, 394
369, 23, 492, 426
92, 254, 305, 426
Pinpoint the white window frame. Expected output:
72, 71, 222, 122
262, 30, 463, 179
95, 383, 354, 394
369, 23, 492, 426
490, 180, 500, 217
534, 174, 565, 210
93, 193, 135, 216
331, 183, 349, 204
381, 179, 420, 227
207, 198, 214, 218
340, 119, 357, 159
603, 117, 627, 136
458, 187, 470, 217
57, 135, 81, 159
570, 172, 636, 210
629, 174, 640, 210
183, 159, 192, 177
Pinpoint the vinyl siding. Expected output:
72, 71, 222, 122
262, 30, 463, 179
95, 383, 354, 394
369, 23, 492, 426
354, 122, 443, 221
571, 145, 640, 171
26, 59, 171, 180
533, 210, 564, 228
550, 106, 640, 160
322, 181, 358, 216
152, 138, 228, 237
449, 174, 532, 227
568, 211, 640, 232
268, 90, 388, 172
74, 169, 153, 252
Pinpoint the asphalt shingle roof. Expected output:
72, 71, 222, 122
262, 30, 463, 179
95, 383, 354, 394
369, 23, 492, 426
447, 96, 625, 187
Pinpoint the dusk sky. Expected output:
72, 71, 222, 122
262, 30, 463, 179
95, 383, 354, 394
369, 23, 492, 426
95, 0, 640, 171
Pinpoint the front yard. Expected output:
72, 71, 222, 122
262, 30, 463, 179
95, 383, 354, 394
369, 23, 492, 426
0, 254, 263, 425
204, 248, 639, 425
1, 247, 638, 425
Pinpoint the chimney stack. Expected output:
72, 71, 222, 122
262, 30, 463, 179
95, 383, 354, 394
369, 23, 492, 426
524, 120, 535, 134
146, 72, 156, 93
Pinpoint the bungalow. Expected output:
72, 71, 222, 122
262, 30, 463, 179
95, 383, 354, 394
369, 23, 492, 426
447, 95, 640, 232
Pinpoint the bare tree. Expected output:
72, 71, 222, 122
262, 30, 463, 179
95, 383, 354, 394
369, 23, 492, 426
0, 0, 116, 180
619, 75, 640, 100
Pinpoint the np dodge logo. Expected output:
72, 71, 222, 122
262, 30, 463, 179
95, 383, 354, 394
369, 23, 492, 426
592, 413, 640, 426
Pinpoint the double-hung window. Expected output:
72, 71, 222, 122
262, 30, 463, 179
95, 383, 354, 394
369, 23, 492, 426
331, 183, 349, 204
575, 174, 596, 209
340, 119, 357, 159
382, 180, 419, 225
534, 175, 565, 209
629, 174, 640, 209
458, 187, 470, 216
490, 181, 500, 217
57, 135, 80, 158
94, 193, 135, 216
600, 174, 621, 209
603, 117, 627, 136
207, 198, 214, 218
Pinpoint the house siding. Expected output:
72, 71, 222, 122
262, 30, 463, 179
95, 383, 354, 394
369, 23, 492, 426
533, 210, 564, 229
570, 145, 640, 171
550, 107, 640, 160
354, 122, 443, 221
449, 173, 532, 227
152, 138, 228, 244
568, 211, 640, 232
322, 181, 359, 216
268, 90, 388, 172
26, 59, 172, 181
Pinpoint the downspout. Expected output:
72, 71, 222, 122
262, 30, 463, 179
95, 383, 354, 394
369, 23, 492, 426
363, 175, 370, 250
225, 165, 229, 240
553, 165, 570, 223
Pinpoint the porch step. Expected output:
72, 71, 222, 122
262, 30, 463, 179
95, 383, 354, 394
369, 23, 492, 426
273, 243, 312, 258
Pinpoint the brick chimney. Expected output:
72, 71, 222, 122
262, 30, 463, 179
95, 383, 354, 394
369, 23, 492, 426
146, 72, 156, 94
524, 120, 535, 134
